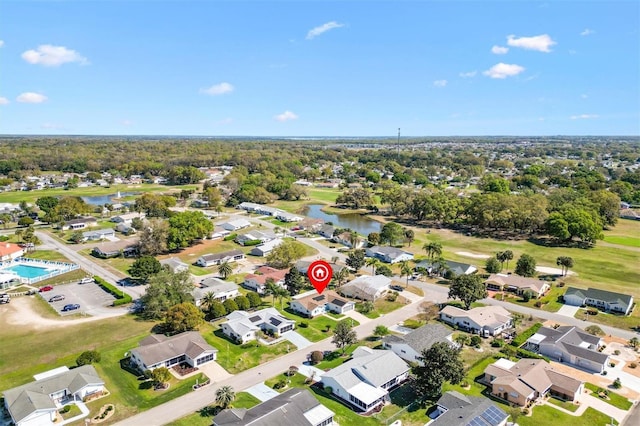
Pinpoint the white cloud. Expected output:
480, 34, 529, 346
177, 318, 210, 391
507, 34, 557, 52
0, 40, 4, 48
0, 97, 9, 105
274, 110, 298, 122
306, 21, 344, 40
200, 82, 234, 96
433, 80, 447, 87
491, 45, 509, 54
570, 114, 598, 120
483, 63, 525, 79
581, 94, 588, 99
17, 92, 48, 103
22, 44, 88, 66
459, 71, 477, 78
580, 28, 594, 36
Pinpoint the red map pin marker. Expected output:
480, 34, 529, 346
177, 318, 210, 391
308, 260, 333, 294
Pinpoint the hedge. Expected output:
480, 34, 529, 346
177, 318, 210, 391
93, 276, 133, 306
511, 322, 543, 348
242, 239, 262, 246
223, 233, 238, 241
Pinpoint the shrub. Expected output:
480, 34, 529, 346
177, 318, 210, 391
310, 350, 324, 364
273, 379, 287, 389
511, 323, 543, 347
324, 386, 333, 394
613, 378, 622, 389
60, 406, 71, 414
614, 349, 621, 355
299, 321, 309, 328
242, 239, 262, 246
386, 292, 398, 302
534, 301, 543, 308
470, 335, 482, 347
491, 339, 505, 348
223, 233, 238, 241
522, 408, 529, 415
629, 362, 637, 369
94, 276, 133, 305
76, 350, 101, 366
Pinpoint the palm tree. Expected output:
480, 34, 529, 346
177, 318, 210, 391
400, 261, 412, 288
349, 232, 361, 249
331, 255, 339, 264
404, 229, 415, 247
556, 256, 574, 277
333, 267, 349, 289
272, 285, 289, 310
422, 241, 442, 260
502, 250, 513, 271
265, 279, 278, 307
201, 291, 217, 314
218, 261, 233, 280
365, 257, 380, 275
215, 385, 235, 409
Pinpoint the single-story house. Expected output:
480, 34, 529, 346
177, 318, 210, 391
0, 242, 24, 261
236, 230, 277, 246
0, 272, 21, 289
110, 212, 145, 225
236, 202, 279, 216
220, 308, 295, 343
295, 260, 347, 277
484, 358, 584, 407
250, 238, 284, 257
220, 219, 251, 231
3, 365, 105, 426
243, 266, 288, 294
414, 259, 477, 276
290, 290, 355, 317
524, 326, 609, 373
339, 275, 392, 301
439, 305, 513, 337
317, 224, 336, 239
160, 257, 189, 273
365, 246, 414, 264
321, 347, 409, 413
114, 222, 135, 234
91, 238, 139, 258
61, 216, 97, 230
382, 323, 455, 364
485, 274, 550, 298
332, 231, 366, 249
275, 211, 304, 222
210, 226, 231, 240
82, 228, 116, 242
213, 388, 335, 426
563, 287, 634, 316
298, 218, 324, 232
129, 332, 218, 372
430, 391, 509, 426
193, 278, 240, 305
196, 249, 245, 267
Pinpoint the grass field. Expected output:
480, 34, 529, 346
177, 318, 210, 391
23, 249, 72, 262
277, 308, 341, 342
166, 392, 261, 426
604, 235, 640, 247
585, 382, 633, 410
547, 397, 580, 412
517, 406, 616, 426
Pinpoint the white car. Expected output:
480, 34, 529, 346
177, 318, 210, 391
79, 277, 95, 284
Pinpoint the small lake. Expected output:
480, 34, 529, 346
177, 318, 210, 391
81, 192, 138, 205
303, 204, 381, 236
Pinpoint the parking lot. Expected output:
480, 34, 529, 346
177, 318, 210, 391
40, 280, 116, 316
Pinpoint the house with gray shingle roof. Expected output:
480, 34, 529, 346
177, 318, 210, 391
3, 365, 105, 426
382, 323, 455, 363
414, 259, 477, 276
196, 249, 245, 267
320, 347, 409, 413
213, 388, 334, 426
193, 277, 239, 305
339, 275, 392, 301
160, 257, 189, 273
439, 305, 513, 337
563, 287, 634, 315
524, 326, 609, 373
485, 274, 550, 298
430, 391, 509, 426
365, 245, 414, 264
129, 331, 218, 372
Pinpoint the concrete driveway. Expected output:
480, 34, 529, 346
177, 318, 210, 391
557, 304, 580, 317
283, 330, 313, 349
245, 382, 279, 402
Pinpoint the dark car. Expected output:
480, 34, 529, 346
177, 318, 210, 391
390, 285, 404, 292
62, 303, 80, 312
49, 294, 65, 302
39, 285, 54, 292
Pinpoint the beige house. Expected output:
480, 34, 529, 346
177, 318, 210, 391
439, 305, 513, 337
290, 290, 355, 317
485, 274, 550, 298
484, 358, 584, 407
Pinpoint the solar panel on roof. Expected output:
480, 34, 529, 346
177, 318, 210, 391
466, 417, 488, 426
479, 405, 507, 426
271, 318, 282, 326
249, 315, 261, 322
312, 295, 325, 301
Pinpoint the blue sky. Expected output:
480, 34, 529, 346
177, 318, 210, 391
1, 1, 638, 136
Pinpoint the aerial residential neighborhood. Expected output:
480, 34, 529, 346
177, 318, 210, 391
1, 1, 639, 425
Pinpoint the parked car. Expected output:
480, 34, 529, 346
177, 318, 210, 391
390, 285, 404, 292
39, 285, 54, 292
79, 277, 95, 284
49, 294, 65, 302
0, 294, 10, 304
62, 303, 80, 312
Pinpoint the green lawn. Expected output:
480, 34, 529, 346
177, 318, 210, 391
575, 308, 639, 331
547, 397, 580, 412
34, 269, 89, 286
356, 297, 406, 319
166, 392, 261, 426
499, 284, 565, 312
23, 249, 72, 262
277, 307, 352, 342
604, 235, 640, 247
585, 383, 633, 410
517, 406, 617, 426
60, 403, 82, 419
200, 323, 294, 374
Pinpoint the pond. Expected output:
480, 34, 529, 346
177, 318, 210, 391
81, 192, 138, 205
302, 204, 381, 236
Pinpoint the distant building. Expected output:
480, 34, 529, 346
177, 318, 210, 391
243, 266, 288, 294
235, 230, 277, 246
110, 212, 145, 225
82, 228, 115, 242
249, 238, 284, 257
219, 219, 251, 231
414, 259, 477, 276
91, 239, 139, 258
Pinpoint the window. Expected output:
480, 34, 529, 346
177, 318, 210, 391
197, 353, 215, 365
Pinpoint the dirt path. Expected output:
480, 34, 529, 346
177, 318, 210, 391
1, 297, 105, 330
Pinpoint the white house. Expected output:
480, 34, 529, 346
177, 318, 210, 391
339, 275, 392, 301
249, 238, 284, 257
196, 250, 245, 267
193, 278, 240, 305
290, 290, 355, 317
320, 347, 409, 413
382, 324, 455, 364
365, 246, 414, 264
275, 211, 304, 222
243, 266, 288, 294
220, 308, 295, 343
82, 228, 116, 242
129, 332, 218, 371
235, 230, 277, 246
61, 217, 97, 230
160, 257, 189, 273
220, 219, 251, 231
0, 243, 24, 261
3, 366, 105, 426
110, 212, 145, 225
439, 305, 513, 337
563, 287, 634, 316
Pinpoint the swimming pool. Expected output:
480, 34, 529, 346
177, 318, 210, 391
3, 264, 51, 279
